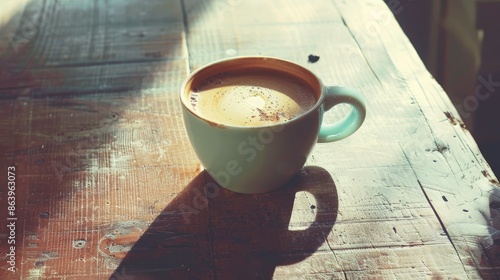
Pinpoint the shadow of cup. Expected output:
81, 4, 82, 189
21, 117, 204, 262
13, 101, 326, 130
110, 166, 338, 280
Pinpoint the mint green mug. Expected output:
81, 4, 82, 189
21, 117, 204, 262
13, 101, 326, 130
180, 56, 366, 194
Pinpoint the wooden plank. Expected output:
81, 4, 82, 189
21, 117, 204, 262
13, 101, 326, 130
0, 88, 200, 279
0, 0, 185, 95
182, 0, 470, 278
333, 0, 500, 278
0, 0, 192, 279
183, 0, 343, 70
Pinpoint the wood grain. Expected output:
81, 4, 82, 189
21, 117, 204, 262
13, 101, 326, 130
334, 0, 500, 278
0, 0, 498, 279
1, 0, 196, 279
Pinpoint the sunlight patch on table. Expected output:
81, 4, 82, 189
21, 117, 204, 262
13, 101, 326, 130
288, 191, 317, 231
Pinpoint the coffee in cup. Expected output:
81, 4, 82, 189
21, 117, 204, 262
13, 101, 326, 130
187, 68, 317, 127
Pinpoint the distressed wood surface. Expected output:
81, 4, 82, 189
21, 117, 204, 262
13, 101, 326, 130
0, 0, 498, 279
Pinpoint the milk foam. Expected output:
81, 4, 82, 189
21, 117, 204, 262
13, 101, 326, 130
189, 70, 317, 127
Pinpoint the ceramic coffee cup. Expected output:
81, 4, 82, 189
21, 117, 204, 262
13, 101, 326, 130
180, 56, 366, 194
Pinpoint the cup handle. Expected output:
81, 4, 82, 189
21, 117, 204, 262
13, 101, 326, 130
318, 86, 367, 143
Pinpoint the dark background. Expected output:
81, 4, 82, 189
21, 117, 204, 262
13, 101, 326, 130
385, 0, 500, 176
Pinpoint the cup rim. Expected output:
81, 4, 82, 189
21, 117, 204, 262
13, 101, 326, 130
179, 56, 325, 129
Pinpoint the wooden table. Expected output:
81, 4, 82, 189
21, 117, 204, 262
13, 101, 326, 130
1, 0, 499, 279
